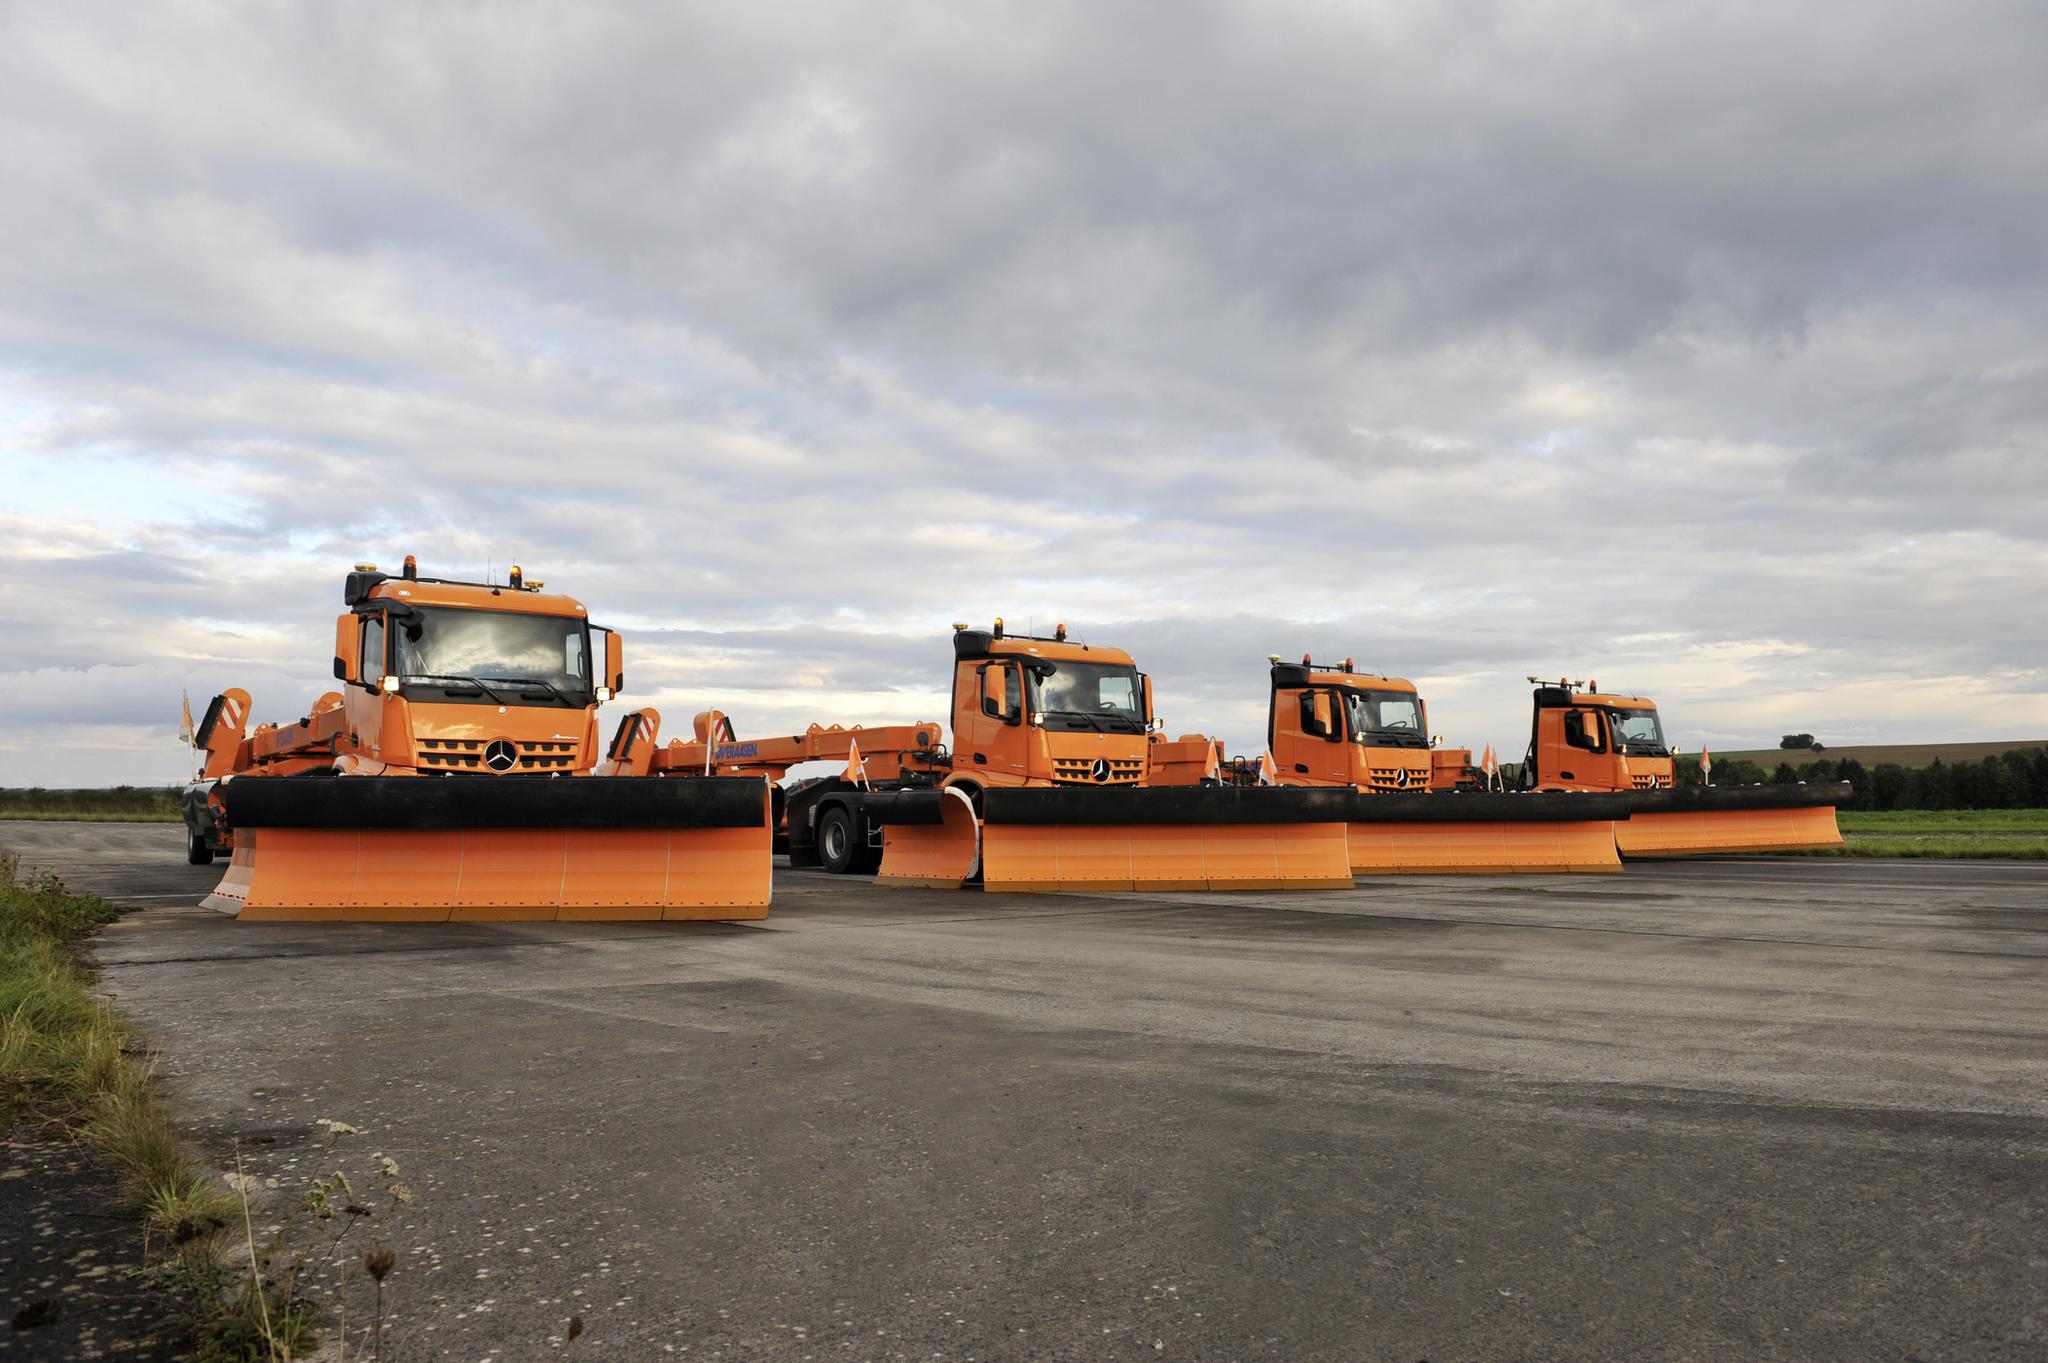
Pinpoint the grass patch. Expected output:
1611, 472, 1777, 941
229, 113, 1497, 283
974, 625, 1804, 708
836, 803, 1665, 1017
1838, 809, 2048, 834
1804, 808, 2048, 859
0, 849, 323, 1358
0, 786, 183, 823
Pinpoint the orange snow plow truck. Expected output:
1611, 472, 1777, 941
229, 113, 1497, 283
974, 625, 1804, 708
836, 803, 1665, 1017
604, 621, 1357, 893
1261, 656, 1631, 873
180, 557, 772, 920
1517, 678, 1846, 856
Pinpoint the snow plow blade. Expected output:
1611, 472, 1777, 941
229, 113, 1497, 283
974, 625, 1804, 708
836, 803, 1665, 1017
1615, 782, 1849, 857
873, 787, 982, 888
977, 787, 1355, 893
204, 776, 773, 921
1342, 792, 1632, 874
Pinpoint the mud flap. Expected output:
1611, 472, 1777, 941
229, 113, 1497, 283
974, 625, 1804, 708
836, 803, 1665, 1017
1613, 783, 1849, 858
1340, 792, 1634, 875
204, 776, 773, 920
975, 787, 1355, 893
874, 786, 982, 888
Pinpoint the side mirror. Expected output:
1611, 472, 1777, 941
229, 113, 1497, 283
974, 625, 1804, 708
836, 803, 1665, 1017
1140, 673, 1155, 727
1310, 690, 1337, 741
1298, 691, 1327, 739
981, 665, 1006, 719
605, 630, 624, 695
332, 617, 358, 682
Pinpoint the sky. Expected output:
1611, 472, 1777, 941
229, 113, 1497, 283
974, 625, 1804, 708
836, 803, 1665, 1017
3, 1, 2046, 787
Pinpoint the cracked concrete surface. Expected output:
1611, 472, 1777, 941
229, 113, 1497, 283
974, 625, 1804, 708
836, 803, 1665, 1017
5, 821, 2045, 1361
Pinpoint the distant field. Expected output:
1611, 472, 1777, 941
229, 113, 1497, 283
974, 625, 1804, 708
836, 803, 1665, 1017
0, 787, 182, 822
1720, 740, 2048, 769
1825, 808, 2048, 860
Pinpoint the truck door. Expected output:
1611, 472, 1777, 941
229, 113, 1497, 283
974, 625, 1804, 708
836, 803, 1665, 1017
1274, 686, 1349, 785
1552, 706, 1612, 788
955, 659, 1026, 781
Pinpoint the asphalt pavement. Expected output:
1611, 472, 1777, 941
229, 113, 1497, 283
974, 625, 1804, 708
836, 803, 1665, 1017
6, 821, 2045, 1362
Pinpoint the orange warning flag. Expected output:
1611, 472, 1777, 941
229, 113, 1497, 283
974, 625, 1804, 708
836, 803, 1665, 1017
179, 691, 195, 745
1257, 749, 1277, 784
1699, 745, 1712, 785
1201, 741, 1220, 783
843, 738, 867, 787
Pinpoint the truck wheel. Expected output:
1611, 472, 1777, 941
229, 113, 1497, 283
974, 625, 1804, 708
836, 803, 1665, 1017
186, 831, 214, 866
817, 805, 860, 875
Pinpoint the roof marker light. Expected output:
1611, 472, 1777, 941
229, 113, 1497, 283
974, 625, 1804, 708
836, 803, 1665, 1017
402, 554, 418, 580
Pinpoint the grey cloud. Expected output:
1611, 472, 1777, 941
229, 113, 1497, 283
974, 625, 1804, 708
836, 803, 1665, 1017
2, 1, 2046, 782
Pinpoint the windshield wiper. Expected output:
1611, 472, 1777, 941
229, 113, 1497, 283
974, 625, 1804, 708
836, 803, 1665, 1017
402, 673, 507, 702
480, 676, 578, 706
1045, 708, 1108, 732
1045, 708, 1142, 733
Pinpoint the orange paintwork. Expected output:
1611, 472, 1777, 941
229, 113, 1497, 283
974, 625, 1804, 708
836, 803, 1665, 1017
190, 559, 770, 919
1526, 686, 1676, 793
1615, 805, 1842, 857
1269, 667, 1436, 791
1264, 657, 1620, 874
1519, 676, 1842, 856
650, 715, 949, 784
980, 821, 1353, 892
872, 787, 982, 889
950, 635, 1153, 791
1344, 820, 1621, 875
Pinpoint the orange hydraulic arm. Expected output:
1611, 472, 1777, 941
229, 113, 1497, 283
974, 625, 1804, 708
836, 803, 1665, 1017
600, 709, 950, 782
192, 688, 348, 779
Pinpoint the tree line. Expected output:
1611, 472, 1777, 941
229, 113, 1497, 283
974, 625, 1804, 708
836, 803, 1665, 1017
1670, 748, 2048, 811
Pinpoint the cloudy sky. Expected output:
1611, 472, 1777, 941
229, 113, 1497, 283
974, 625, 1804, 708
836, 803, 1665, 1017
4, 1, 2045, 786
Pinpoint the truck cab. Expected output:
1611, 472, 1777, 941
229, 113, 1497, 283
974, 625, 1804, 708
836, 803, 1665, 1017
328, 560, 623, 776
1267, 658, 1435, 791
1522, 680, 1675, 792
942, 622, 1155, 789
946, 621, 1156, 793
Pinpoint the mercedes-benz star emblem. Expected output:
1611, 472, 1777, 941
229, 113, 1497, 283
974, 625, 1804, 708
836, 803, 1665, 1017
484, 739, 518, 773
1392, 767, 1409, 788
1091, 757, 1112, 782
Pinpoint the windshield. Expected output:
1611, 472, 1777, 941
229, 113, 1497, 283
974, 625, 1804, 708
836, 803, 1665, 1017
1341, 689, 1428, 747
390, 606, 592, 706
1029, 660, 1145, 733
1606, 707, 1667, 754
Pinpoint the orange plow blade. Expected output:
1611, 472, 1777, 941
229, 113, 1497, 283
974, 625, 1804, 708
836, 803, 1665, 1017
875, 787, 982, 888
1346, 819, 1621, 874
204, 776, 772, 920
1613, 783, 1849, 858
976, 787, 1355, 894
1617, 803, 1842, 857
1342, 792, 1632, 875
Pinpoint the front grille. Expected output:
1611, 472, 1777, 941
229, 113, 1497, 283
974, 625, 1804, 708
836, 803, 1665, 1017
1631, 773, 1671, 790
1364, 767, 1426, 792
415, 738, 580, 772
1051, 757, 1144, 785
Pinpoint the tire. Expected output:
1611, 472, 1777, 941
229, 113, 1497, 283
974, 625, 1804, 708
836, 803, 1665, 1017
186, 831, 214, 866
816, 805, 860, 875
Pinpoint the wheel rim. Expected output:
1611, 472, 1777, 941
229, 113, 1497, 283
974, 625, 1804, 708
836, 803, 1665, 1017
821, 819, 845, 863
